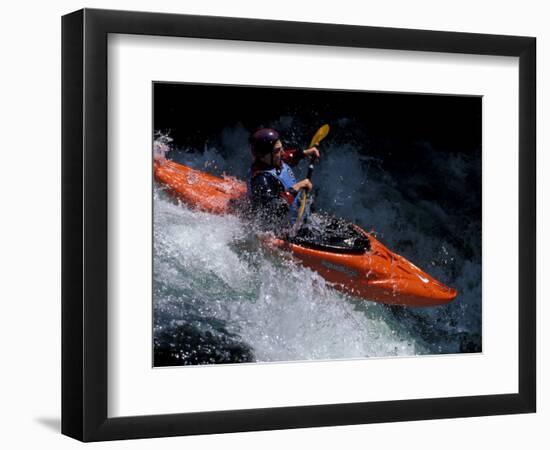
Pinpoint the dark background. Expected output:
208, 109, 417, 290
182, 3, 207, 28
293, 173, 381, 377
154, 82, 481, 165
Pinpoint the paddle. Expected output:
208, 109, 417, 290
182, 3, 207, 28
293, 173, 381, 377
309, 124, 330, 149
290, 124, 330, 236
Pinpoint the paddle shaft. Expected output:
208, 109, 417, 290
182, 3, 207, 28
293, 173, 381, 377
295, 156, 316, 227
290, 124, 329, 237
305, 158, 316, 180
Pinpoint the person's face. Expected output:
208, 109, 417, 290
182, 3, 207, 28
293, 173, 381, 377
271, 140, 283, 167
260, 139, 283, 167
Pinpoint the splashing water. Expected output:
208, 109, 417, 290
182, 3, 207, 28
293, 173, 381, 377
153, 131, 173, 162
153, 187, 424, 365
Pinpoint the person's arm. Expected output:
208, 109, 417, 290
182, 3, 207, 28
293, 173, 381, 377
281, 148, 305, 167
282, 147, 320, 167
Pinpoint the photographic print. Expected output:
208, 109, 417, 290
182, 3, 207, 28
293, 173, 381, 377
152, 82, 481, 367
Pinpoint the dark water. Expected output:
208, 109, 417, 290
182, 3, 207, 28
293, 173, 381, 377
153, 83, 482, 366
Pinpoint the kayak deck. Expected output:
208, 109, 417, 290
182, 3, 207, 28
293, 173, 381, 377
154, 159, 457, 307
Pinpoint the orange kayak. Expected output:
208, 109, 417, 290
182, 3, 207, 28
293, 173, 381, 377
154, 159, 458, 307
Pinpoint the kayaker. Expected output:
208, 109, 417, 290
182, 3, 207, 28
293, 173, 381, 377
248, 128, 320, 231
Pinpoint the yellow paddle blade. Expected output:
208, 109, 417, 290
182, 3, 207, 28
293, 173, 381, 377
309, 124, 330, 148
298, 194, 307, 217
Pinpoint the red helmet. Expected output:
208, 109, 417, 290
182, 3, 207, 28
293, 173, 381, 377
249, 128, 280, 157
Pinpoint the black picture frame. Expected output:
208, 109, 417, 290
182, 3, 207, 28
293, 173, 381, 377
62, 8, 536, 442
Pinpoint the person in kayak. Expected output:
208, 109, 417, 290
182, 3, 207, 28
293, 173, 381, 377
247, 128, 320, 231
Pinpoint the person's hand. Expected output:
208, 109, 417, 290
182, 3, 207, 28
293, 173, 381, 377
303, 146, 320, 160
293, 179, 313, 192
